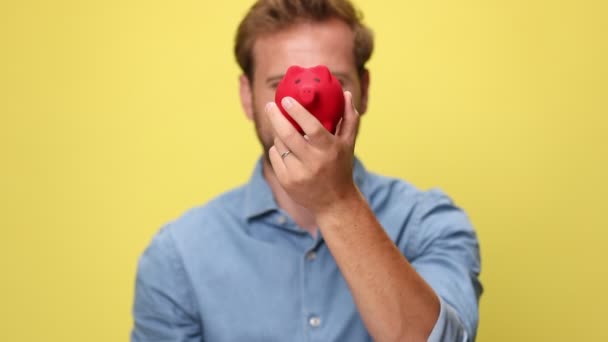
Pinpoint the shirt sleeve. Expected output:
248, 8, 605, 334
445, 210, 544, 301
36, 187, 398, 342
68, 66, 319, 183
131, 225, 202, 342
408, 189, 483, 342
427, 296, 469, 342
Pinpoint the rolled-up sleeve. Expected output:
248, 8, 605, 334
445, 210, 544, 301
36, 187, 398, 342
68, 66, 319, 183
131, 225, 201, 342
408, 189, 483, 341
427, 296, 469, 341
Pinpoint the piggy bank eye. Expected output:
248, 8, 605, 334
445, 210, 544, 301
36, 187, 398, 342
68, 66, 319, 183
295, 79, 301, 84
314, 78, 320, 83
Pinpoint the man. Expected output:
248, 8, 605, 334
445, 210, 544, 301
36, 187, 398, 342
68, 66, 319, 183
131, 1, 482, 341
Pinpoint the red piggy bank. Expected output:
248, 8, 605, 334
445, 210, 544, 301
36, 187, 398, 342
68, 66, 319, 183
275, 65, 345, 134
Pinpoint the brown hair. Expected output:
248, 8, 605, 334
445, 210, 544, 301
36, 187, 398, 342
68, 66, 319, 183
234, 0, 374, 80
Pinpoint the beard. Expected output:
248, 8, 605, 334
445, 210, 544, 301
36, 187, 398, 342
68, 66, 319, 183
250, 109, 274, 166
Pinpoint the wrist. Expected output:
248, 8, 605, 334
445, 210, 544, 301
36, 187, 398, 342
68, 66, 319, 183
313, 184, 366, 225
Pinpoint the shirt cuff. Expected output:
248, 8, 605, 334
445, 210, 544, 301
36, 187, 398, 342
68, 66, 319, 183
427, 296, 468, 342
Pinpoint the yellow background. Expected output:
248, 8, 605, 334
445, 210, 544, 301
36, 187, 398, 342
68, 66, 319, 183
1, 0, 606, 340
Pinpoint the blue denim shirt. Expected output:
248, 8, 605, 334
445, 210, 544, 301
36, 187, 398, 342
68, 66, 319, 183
132, 158, 482, 341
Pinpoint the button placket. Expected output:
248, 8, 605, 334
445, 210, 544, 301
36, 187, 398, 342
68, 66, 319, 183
303, 246, 322, 334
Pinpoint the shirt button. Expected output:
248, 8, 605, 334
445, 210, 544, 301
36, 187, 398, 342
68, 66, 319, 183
308, 316, 321, 328
276, 215, 287, 225
306, 251, 317, 261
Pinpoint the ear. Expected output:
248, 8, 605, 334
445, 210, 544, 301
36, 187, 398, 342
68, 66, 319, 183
286, 65, 304, 76
312, 65, 332, 79
239, 74, 254, 121
358, 69, 370, 115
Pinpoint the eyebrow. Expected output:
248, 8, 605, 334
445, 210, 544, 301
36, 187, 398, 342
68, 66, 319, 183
332, 72, 352, 81
265, 71, 353, 85
265, 75, 284, 85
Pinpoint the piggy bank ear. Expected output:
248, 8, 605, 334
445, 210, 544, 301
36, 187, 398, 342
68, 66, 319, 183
311, 65, 332, 80
285, 65, 304, 77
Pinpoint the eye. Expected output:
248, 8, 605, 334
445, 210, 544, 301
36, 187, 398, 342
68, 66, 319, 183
295, 79, 301, 84
314, 78, 320, 83
269, 82, 279, 89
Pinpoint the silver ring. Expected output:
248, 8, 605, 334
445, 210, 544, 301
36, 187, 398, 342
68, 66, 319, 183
280, 150, 292, 159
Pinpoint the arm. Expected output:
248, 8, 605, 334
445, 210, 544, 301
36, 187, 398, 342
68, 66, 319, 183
315, 189, 441, 341
317, 189, 481, 341
131, 225, 202, 342
265, 93, 480, 341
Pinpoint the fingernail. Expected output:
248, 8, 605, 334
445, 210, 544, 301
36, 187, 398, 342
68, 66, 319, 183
344, 91, 353, 102
281, 97, 293, 109
347, 91, 356, 109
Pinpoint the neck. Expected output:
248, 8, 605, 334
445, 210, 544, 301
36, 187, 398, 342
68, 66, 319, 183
262, 158, 318, 237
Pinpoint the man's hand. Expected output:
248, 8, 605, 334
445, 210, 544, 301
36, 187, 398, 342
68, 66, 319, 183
265, 91, 361, 215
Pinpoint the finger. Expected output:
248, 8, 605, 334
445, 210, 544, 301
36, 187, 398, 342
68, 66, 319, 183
268, 145, 288, 182
280, 97, 332, 146
273, 136, 303, 169
337, 91, 360, 145
265, 102, 310, 156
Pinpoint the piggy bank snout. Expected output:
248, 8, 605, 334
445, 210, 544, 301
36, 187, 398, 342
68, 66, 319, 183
298, 86, 316, 105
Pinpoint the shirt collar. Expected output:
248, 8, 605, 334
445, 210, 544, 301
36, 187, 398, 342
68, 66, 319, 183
244, 156, 369, 220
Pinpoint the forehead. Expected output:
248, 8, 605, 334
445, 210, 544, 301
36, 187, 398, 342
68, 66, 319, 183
252, 19, 356, 78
